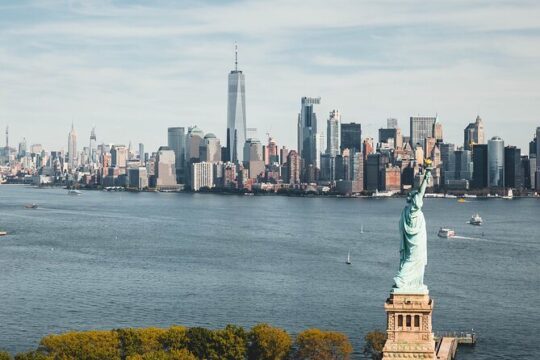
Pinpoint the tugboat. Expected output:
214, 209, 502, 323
438, 227, 456, 238
468, 213, 483, 226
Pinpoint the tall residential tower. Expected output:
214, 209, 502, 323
297, 96, 321, 172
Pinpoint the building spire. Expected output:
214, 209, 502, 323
235, 42, 238, 71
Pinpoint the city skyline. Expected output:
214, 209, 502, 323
1, 1, 540, 152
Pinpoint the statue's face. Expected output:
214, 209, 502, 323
406, 191, 418, 203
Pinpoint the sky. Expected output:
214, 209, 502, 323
0, 0, 539, 153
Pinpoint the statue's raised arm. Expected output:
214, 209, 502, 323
417, 170, 431, 199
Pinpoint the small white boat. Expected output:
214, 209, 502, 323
438, 228, 456, 238
346, 250, 351, 265
24, 203, 38, 209
360, 225, 364, 234
68, 189, 81, 195
502, 189, 513, 200
0, 231, 7, 236
468, 213, 483, 226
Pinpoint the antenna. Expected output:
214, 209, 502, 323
235, 42, 238, 71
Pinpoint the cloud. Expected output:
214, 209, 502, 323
0, 0, 539, 152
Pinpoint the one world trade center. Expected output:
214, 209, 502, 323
226, 45, 247, 163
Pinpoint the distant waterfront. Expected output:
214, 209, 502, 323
0, 185, 539, 359
18, 183, 540, 200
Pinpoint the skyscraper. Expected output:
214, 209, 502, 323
488, 136, 505, 188
199, 133, 221, 163
410, 116, 437, 149
454, 149, 473, 181
155, 146, 177, 190
185, 126, 204, 162
286, 150, 301, 184
138, 143, 145, 165
464, 115, 485, 150
226, 45, 247, 163
168, 127, 185, 183
191, 162, 214, 191
89, 127, 96, 164
67, 123, 77, 169
531, 126, 540, 190
326, 110, 341, 157
504, 146, 523, 189
265, 137, 279, 165
297, 97, 321, 172
111, 145, 128, 174
379, 128, 402, 149
387, 118, 398, 129
243, 138, 264, 179
536, 127, 540, 168
472, 144, 488, 189
341, 122, 362, 153
440, 143, 456, 185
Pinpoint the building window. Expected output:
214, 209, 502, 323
398, 315, 403, 327
414, 315, 420, 328
406, 315, 411, 327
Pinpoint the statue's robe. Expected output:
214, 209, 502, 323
394, 190, 428, 291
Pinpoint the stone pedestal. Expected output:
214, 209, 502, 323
382, 292, 436, 359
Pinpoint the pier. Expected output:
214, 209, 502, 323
435, 331, 476, 359
435, 330, 477, 345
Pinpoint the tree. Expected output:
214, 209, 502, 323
0, 351, 11, 360
159, 326, 188, 351
39, 330, 120, 360
127, 349, 196, 360
248, 323, 292, 360
116, 328, 167, 359
186, 327, 217, 360
14, 352, 52, 360
293, 329, 352, 360
212, 325, 247, 360
363, 330, 386, 360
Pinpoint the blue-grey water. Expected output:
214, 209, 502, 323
0, 185, 539, 359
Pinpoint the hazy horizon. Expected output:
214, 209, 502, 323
1, 0, 539, 153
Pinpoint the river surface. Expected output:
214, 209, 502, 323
0, 185, 539, 359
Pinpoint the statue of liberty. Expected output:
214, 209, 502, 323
393, 161, 432, 293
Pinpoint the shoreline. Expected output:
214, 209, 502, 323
5, 183, 539, 200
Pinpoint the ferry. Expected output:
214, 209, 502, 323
468, 213, 483, 226
438, 228, 456, 238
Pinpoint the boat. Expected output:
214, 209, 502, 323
468, 213, 483, 226
24, 203, 39, 209
438, 228, 456, 238
457, 198, 466, 203
0, 231, 7, 236
360, 225, 364, 234
346, 250, 351, 265
502, 189, 513, 200
68, 189, 81, 195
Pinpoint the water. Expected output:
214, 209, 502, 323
0, 185, 539, 359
